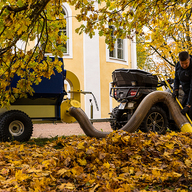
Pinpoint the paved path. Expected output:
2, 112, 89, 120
32, 122, 112, 138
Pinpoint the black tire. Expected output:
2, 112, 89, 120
140, 106, 168, 134
169, 120, 180, 132
0, 110, 33, 142
0, 113, 8, 141
110, 106, 129, 130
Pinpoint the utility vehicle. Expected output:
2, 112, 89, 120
109, 68, 183, 133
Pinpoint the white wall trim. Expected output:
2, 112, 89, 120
83, 31, 101, 119
131, 36, 137, 69
83, 2, 101, 119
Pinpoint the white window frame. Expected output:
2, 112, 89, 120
57, 8, 68, 54
62, 3, 73, 58
45, 3, 73, 59
106, 26, 128, 65
109, 26, 124, 60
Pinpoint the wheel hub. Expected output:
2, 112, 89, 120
9, 120, 24, 136
147, 112, 165, 133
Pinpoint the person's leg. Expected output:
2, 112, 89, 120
182, 93, 192, 121
181, 94, 188, 107
188, 107, 192, 121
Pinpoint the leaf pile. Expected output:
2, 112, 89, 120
0, 131, 192, 191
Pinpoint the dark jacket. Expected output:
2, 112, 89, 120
174, 56, 192, 106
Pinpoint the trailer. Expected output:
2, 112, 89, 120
0, 57, 81, 142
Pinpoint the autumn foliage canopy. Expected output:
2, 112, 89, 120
0, 0, 192, 105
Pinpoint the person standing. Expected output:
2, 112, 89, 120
172, 51, 192, 119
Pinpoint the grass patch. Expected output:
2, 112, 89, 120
27, 135, 66, 147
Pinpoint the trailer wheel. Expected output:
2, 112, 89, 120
0, 110, 33, 142
0, 113, 8, 141
140, 106, 168, 134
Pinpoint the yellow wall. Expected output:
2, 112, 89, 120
63, 6, 85, 110
99, 36, 133, 118
24, 4, 136, 119
62, 5, 135, 118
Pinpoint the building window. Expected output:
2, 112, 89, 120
57, 9, 68, 54
44, 3, 72, 58
45, 7, 69, 55
109, 26, 124, 60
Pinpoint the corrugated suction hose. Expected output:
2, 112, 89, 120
69, 91, 192, 138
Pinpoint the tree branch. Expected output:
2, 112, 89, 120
150, 45, 175, 67
0, 0, 50, 57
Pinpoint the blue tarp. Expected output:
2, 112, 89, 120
11, 57, 66, 94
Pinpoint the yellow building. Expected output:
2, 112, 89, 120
21, 3, 136, 120
47, 3, 137, 119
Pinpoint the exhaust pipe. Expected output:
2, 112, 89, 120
69, 91, 192, 138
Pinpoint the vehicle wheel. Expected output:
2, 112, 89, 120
0, 113, 7, 141
140, 106, 168, 134
169, 120, 180, 132
0, 110, 33, 142
110, 106, 129, 130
